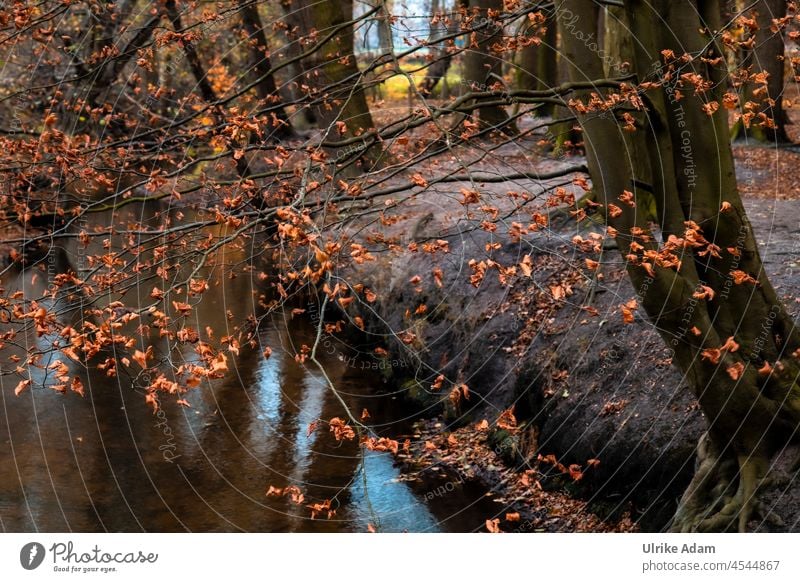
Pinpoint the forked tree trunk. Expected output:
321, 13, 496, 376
731, 0, 791, 143
559, 0, 800, 532
83, 1, 161, 111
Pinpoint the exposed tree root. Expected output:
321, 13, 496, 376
671, 432, 786, 532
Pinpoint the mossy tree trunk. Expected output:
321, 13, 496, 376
287, 0, 379, 167
559, 0, 800, 532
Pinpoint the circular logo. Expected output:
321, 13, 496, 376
19, 542, 46, 570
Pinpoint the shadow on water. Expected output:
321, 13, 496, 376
0, 201, 498, 532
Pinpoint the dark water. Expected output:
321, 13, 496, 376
0, 203, 497, 532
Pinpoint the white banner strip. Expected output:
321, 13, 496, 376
1, 533, 798, 580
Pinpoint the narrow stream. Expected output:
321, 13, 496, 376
0, 202, 497, 532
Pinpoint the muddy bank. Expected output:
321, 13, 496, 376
335, 155, 800, 531
399, 418, 636, 532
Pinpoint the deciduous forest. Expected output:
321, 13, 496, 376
2, 0, 800, 533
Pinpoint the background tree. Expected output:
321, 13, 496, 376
284, 0, 377, 158
461, 0, 517, 133
418, 0, 458, 98
515, 11, 557, 116
237, 0, 293, 138
731, 0, 791, 143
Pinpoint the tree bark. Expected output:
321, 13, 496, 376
550, 18, 581, 154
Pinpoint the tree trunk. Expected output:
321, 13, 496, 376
237, 0, 293, 138
371, 0, 393, 55
731, 0, 791, 143
515, 12, 557, 116
285, 0, 379, 168
278, 0, 317, 126
461, 0, 517, 133
418, 0, 457, 97
550, 23, 581, 154
560, 0, 800, 532
602, 5, 656, 221
602, 6, 633, 77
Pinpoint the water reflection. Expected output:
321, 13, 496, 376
0, 201, 496, 532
